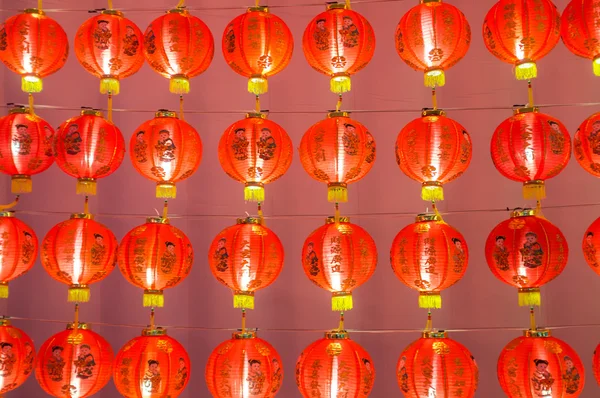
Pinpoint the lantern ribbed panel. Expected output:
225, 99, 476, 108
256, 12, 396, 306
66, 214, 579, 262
0, 214, 37, 288
205, 333, 283, 397
574, 112, 600, 177
561, 0, 600, 74
582, 217, 600, 274
498, 333, 585, 397
594, 343, 600, 387
0, 321, 36, 394
35, 327, 113, 397
114, 332, 190, 397
296, 334, 375, 397
398, 334, 478, 397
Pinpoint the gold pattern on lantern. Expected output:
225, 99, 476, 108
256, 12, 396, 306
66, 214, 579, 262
432, 341, 451, 355
326, 342, 343, 356
218, 342, 232, 355
157, 339, 173, 353
255, 342, 271, 356
508, 219, 526, 230
544, 340, 563, 354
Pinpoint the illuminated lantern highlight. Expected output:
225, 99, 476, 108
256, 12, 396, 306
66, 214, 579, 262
0, 212, 38, 298
0, 318, 36, 394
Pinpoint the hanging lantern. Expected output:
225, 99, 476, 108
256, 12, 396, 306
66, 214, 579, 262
296, 329, 375, 397
397, 330, 478, 397
206, 330, 283, 397
583, 216, 600, 275
482, 0, 560, 80
114, 327, 190, 397
218, 112, 293, 202
0, 212, 37, 298
498, 329, 584, 397
74, 10, 144, 95
118, 217, 193, 308
485, 209, 568, 307
130, 110, 202, 199
561, 0, 600, 76
143, 6, 214, 94
301, 216, 377, 311
303, 3, 376, 94
0, 8, 68, 93
573, 112, 600, 177
490, 107, 571, 200
41, 213, 118, 303
594, 343, 600, 386
0, 106, 55, 193
55, 109, 125, 196
395, 0, 471, 88
208, 217, 283, 310
0, 318, 36, 394
35, 323, 113, 397
396, 109, 472, 201
390, 213, 468, 309
222, 6, 293, 95
299, 112, 376, 203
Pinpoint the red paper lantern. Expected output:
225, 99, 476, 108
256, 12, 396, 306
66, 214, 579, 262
395, 0, 471, 87
593, 343, 600, 387
118, 217, 193, 308
390, 213, 468, 309
299, 112, 376, 203
206, 330, 283, 397
490, 107, 571, 200
41, 213, 118, 303
114, 327, 190, 397
0, 318, 36, 394
396, 109, 472, 201
74, 10, 144, 95
485, 209, 568, 307
208, 217, 283, 310
498, 329, 585, 397
0, 106, 55, 193
0, 8, 68, 93
143, 6, 214, 94
296, 330, 375, 397
35, 323, 113, 398
482, 0, 561, 80
583, 216, 600, 275
0, 212, 37, 298
55, 109, 125, 196
218, 112, 293, 202
301, 216, 377, 311
398, 330, 478, 397
573, 112, 600, 177
130, 110, 202, 199
561, 0, 600, 76
303, 4, 375, 93
222, 6, 293, 95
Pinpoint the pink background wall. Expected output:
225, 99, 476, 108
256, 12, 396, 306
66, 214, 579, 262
1, 0, 600, 396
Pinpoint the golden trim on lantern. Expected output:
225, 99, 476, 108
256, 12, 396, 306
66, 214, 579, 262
102, 9, 124, 17
248, 6, 269, 12
0, 212, 14, 218
327, 3, 347, 10
511, 208, 537, 218
422, 0, 442, 3
9, 107, 30, 115
155, 109, 177, 118
233, 330, 257, 339
80, 109, 103, 117
513, 106, 539, 115
168, 8, 188, 14
24, 8, 44, 15
422, 109, 446, 117
142, 327, 167, 336
246, 112, 267, 119
71, 213, 94, 220
146, 217, 170, 225
0, 317, 11, 327
67, 322, 91, 330
325, 329, 349, 340
326, 216, 350, 224
236, 217, 261, 225
422, 330, 448, 339
525, 328, 550, 338
327, 111, 350, 118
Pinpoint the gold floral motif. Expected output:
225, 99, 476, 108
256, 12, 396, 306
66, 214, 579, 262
247, 279, 262, 289
544, 340, 563, 354
341, 278, 356, 291
6, 328, 21, 339
218, 342, 232, 355
512, 275, 529, 286
331, 55, 346, 68
415, 279, 431, 289
255, 342, 271, 356
313, 169, 328, 181
109, 57, 123, 72
67, 332, 83, 345
326, 342, 342, 356
122, 341, 137, 352
508, 219, 526, 230
151, 166, 166, 178
345, 167, 361, 180
157, 339, 173, 353
27, 158, 42, 171
432, 342, 450, 355
421, 165, 437, 178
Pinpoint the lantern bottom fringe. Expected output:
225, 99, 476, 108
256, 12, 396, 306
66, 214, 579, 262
519, 289, 541, 307
515, 62, 537, 80
170, 75, 190, 94
419, 292, 441, 309
22, 75, 42, 93
68, 287, 90, 303
328, 184, 348, 203
100, 77, 120, 95
156, 183, 177, 199
594, 59, 600, 77
11, 175, 32, 194
0, 284, 8, 299
77, 178, 97, 196
330, 75, 351, 94
332, 294, 353, 311
248, 76, 268, 95
244, 184, 265, 202
523, 181, 545, 200
421, 184, 444, 201
424, 69, 445, 88
234, 293, 255, 310
143, 291, 164, 307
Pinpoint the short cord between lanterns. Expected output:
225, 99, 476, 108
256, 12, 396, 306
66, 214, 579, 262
179, 96, 185, 121
431, 88, 437, 110
334, 202, 340, 223
338, 311, 345, 331
162, 200, 169, 220
69, 303, 80, 341
38, 0, 42, 10
241, 309, 246, 334
83, 196, 89, 214
336, 95, 343, 112
527, 80, 534, 107
530, 307, 537, 331
177, 0, 186, 7
28, 94, 34, 115
150, 307, 155, 330
107, 0, 113, 10
425, 310, 433, 331
257, 202, 264, 225
107, 93, 113, 123
0, 196, 19, 211
345, 0, 352, 9
255, 96, 261, 113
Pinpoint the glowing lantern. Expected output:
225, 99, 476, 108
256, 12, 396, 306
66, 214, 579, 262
55, 109, 125, 196
0, 212, 37, 298
498, 329, 584, 397
594, 343, 600, 386
583, 216, 600, 275
561, 0, 600, 76
390, 213, 468, 309
485, 209, 567, 307
0, 318, 36, 394
301, 216, 377, 311
118, 217, 193, 308
218, 112, 293, 202
395, 109, 472, 201
395, 0, 471, 87
74, 10, 144, 95
299, 112, 376, 203
206, 330, 283, 397
41, 213, 118, 303
208, 217, 283, 310
573, 112, 600, 177
482, 0, 560, 80
35, 323, 113, 398
490, 107, 571, 200
114, 327, 190, 397
143, 6, 214, 94
296, 330, 375, 397
398, 330, 478, 397
130, 110, 202, 199
222, 6, 293, 95
0, 8, 68, 93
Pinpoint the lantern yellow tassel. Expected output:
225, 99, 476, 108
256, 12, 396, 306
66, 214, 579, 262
143, 290, 164, 307
170, 75, 190, 94
156, 183, 177, 199
68, 286, 90, 303
100, 77, 120, 95
248, 76, 268, 95
234, 292, 255, 310
76, 178, 97, 196
21, 75, 42, 93
11, 175, 32, 194
421, 182, 444, 201
332, 293, 353, 311
515, 62, 537, 80
0, 283, 8, 299
594, 58, 600, 77
330, 74, 351, 94
419, 292, 442, 309
523, 180, 545, 200
424, 69, 445, 88
519, 288, 541, 307
244, 183, 265, 202
328, 183, 348, 203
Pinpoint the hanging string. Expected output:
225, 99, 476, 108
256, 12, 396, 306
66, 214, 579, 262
107, 93, 113, 123
0, 196, 19, 211
535, 200, 544, 219
241, 309, 246, 334
432, 88, 437, 110
338, 311, 345, 330
255, 96, 260, 113
425, 310, 432, 331
530, 307, 536, 331
108, 0, 113, 10
336, 95, 343, 112
177, 0, 185, 7
83, 196, 89, 214
345, 0, 352, 9
257, 202, 264, 225
334, 202, 340, 223
28, 93, 34, 115
150, 307, 155, 329
162, 200, 169, 219
527, 80, 534, 107
179, 96, 185, 121
431, 201, 444, 222
69, 303, 80, 339
38, 0, 42, 10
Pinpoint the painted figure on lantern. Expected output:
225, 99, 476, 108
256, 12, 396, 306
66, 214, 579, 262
362, 358, 374, 394
160, 242, 176, 274
123, 26, 139, 56
156, 130, 176, 162
343, 123, 359, 156
174, 357, 188, 391
452, 237, 466, 273
257, 128, 276, 161
44, 125, 54, 157
588, 120, 600, 155
22, 231, 35, 263
144, 29, 156, 55
23, 342, 34, 375
548, 121, 566, 155
0, 342, 15, 377
246, 359, 265, 395
74, 344, 96, 379
313, 19, 329, 51
232, 128, 248, 161
214, 238, 228, 272
271, 358, 282, 393
143, 359, 161, 393
225, 25, 235, 53
562, 356, 580, 395
585, 232, 598, 267
91, 233, 106, 266
521, 232, 544, 269
340, 16, 359, 48
65, 124, 82, 155
47, 346, 65, 382
365, 133, 376, 164
305, 242, 319, 276
460, 131, 471, 163
398, 355, 409, 392
0, 23, 6, 51
532, 359, 553, 397
93, 20, 111, 50
493, 235, 510, 271
134, 131, 148, 163
13, 124, 31, 156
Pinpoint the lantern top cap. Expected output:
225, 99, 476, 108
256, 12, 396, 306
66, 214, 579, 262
67, 322, 91, 330
328, 111, 350, 118
168, 7, 188, 15
24, 8, 44, 15
9, 106, 30, 115
326, 329, 349, 339
511, 208, 537, 218
0, 317, 11, 327
248, 6, 269, 12
80, 109, 103, 117
326, 216, 350, 224
513, 106, 539, 115
327, 3, 348, 10
422, 0, 442, 4
422, 109, 446, 117
233, 330, 257, 339
142, 327, 167, 336
237, 217, 262, 225
246, 112, 267, 120
422, 329, 448, 338
147, 217, 170, 225
155, 109, 178, 118
0, 212, 14, 218
101, 9, 124, 17
71, 213, 94, 220
525, 328, 550, 338
416, 213, 441, 222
